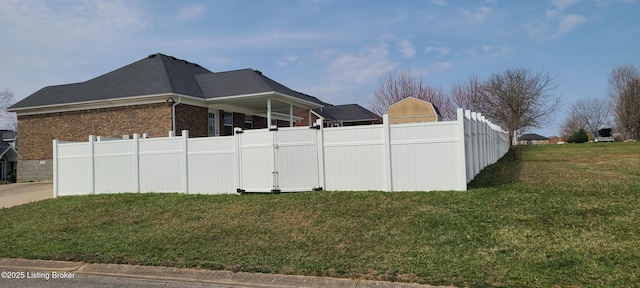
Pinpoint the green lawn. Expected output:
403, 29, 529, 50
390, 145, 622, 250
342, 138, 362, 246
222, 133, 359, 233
1, 142, 639, 287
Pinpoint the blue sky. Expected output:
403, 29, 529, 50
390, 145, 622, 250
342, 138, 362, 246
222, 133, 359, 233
1, 0, 638, 136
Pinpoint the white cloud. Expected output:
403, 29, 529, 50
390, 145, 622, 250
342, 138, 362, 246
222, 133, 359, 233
531, 0, 588, 39
479, 44, 513, 58
460, 6, 493, 24
276, 54, 302, 66
546, 0, 581, 18
399, 39, 416, 58
551, 0, 581, 10
0, 0, 150, 99
322, 44, 399, 84
177, 4, 207, 22
554, 14, 587, 37
434, 62, 452, 71
424, 46, 451, 56
0, 0, 148, 44
431, 0, 446, 6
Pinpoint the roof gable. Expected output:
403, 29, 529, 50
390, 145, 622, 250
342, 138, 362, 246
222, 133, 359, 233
10, 53, 212, 109
196, 69, 325, 105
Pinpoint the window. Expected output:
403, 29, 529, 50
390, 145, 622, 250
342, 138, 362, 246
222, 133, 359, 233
223, 112, 233, 135
208, 113, 217, 137
244, 115, 253, 129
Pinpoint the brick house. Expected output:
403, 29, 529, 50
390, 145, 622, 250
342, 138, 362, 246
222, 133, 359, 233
10, 53, 368, 182
517, 133, 549, 145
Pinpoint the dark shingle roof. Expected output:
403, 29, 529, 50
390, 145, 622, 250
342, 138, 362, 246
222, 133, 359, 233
518, 133, 548, 141
10, 54, 330, 110
11, 54, 210, 109
314, 104, 381, 122
1, 131, 16, 141
196, 69, 325, 105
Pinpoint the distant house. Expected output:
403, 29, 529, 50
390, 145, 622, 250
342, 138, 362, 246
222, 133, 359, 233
0, 130, 17, 181
548, 136, 565, 144
387, 97, 442, 124
7, 53, 379, 182
517, 133, 549, 145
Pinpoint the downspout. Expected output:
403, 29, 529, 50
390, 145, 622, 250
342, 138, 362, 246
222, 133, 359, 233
171, 95, 182, 135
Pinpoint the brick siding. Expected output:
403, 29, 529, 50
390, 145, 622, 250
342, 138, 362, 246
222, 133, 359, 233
17, 103, 174, 161
175, 104, 208, 137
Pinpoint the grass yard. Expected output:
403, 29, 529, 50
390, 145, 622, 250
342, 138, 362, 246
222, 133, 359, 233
1, 142, 639, 287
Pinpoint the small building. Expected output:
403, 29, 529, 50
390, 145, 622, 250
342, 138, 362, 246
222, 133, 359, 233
517, 133, 549, 145
548, 136, 565, 144
387, 97, 442, 124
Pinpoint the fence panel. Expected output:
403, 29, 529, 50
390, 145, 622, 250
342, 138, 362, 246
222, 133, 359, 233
187, 136, 236, 194
389, 121, 462, 191
138, 137, 183, 193
323, 125, 385, 191
55, 142, 91, 196
94, 139, 136, 193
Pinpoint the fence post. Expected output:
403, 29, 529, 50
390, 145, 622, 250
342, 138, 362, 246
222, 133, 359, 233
181, 130, 189, 194
470, 113, 478, 177
88, 135, 96, 195
53, 139, 59, 198
382, 114, 393, 192
133, 133, 140, 193
464, 110, 472, 183
479, 115, 487, 170
234, 127, 243, 193
455, 109, 467, 191
315, 118, 326, 191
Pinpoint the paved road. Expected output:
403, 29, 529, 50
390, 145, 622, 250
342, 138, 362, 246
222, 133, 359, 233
0, 273, 247, 288
0, 274, 260, 288
0, 182, 53, 208
0, 259, 445, 288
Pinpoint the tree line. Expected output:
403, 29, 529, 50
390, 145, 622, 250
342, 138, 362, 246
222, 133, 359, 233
370, 63, 640, 144
561, 63, 640, 141
370, 67, 560, 145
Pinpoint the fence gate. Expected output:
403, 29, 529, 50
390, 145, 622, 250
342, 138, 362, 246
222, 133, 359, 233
237, 126, 323, 193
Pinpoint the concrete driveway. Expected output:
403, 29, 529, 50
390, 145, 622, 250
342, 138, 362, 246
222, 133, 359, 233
0, 182, 53, 208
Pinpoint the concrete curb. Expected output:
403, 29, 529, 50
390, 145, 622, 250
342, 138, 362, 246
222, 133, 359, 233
0, 258, 451, 288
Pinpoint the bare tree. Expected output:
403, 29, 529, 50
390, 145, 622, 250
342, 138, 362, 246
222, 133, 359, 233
560, 109, 588, 139
369, 70, 456, 120
481, 67, 560, 145
608, 64, 640, 140
0, 88, 16, 130
571, 97, 612, 137
451, 74, 486, 112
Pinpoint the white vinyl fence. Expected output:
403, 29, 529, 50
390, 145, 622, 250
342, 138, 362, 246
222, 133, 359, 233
53, 108, 509, 197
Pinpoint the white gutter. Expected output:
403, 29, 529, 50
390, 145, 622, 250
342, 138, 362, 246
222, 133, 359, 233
171, 96, 182, 134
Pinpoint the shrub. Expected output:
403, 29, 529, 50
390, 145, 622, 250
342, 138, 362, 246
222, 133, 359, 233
567, 128, 588, 143
8, 173, 16, 183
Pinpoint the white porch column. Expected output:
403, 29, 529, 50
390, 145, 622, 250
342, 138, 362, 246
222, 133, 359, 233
267, 98, 272, 128
308, 109, 312, 126
289, 104, 294, 127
